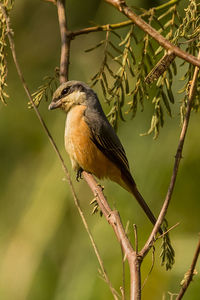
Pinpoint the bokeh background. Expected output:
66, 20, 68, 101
0, 0, 200, 299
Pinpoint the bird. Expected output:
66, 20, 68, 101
48, 80, 161, 233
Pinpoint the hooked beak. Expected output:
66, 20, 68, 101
48, 99, 62, 110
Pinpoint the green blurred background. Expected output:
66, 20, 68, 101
0, 0, 200, 299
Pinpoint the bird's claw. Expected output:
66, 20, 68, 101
76, 168, 83, 182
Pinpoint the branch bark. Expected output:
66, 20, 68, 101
57, 0, 71, 82
83, 172, 141, 300
104, 0, 200, 68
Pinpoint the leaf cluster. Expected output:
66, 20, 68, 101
0, 0, 14, 104
160, 219, 175, 270
29, 69, 59, 108
86, 0, 200, 138
175, 0, 200, 122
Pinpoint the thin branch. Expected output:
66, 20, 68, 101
176, 236, 200, 300
153, 0, 179, 11
0, 4, 119, 300
141, 246, 155, 289
70, 0, 179, 37
104, 0, 200, 68
57, 0, 71, 82
71, 20, 133, 37
140, 49, 200, 258
157, 222, 180, 240
133, 224, 138, 254
120, 243, 126, 300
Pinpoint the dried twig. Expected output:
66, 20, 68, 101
176, 236, 200, 300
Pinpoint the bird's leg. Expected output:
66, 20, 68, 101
76, 167, 83, 182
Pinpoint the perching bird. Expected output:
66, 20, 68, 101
49, 80, 161, 232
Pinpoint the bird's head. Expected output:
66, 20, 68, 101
48, 81, 96, 113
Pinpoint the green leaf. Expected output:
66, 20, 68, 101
161, 91, 172, 116
100, 78, 107, 98
85, 41, 104, 53
102, 72, 108, 89
166, 87, 175, 104
109, 41, 123, 54
124, 73, 129, 94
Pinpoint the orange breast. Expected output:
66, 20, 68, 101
65, 105, 122, 184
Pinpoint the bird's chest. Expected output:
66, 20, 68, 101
64, 105, 91, 164
64, 105, 120, 180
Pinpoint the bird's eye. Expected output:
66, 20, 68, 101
61, 87, 70, 96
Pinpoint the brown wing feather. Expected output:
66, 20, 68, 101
90, 129, 136, 186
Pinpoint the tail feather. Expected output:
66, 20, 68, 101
121, 171, 163, 235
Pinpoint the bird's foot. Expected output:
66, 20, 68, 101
97, 183, 104, 191
90, 197, 102, 216
76, 168, 83, 182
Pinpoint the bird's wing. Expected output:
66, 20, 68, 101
91, 131, 130, 172
84, 109, 131, 176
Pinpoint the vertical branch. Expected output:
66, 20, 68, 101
57, 0, 71, 82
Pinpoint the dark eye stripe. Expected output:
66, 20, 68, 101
61, 87, 70, 96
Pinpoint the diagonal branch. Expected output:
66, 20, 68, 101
83, 172, 141, 300
140, 50, 200, 258
104, 0, 200, 68
176, 236, 200, 300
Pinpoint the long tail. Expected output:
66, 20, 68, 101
131, 184, 163, 234
121, 172, 163, 235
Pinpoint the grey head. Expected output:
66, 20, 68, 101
48, 80, 103, 113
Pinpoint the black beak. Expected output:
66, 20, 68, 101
48, 99, 62, 110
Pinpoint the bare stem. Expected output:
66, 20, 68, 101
133, 224, 138, 254
104, 0, 200, 68
176, 237, 200, 300
57, 0, 71, 82
71, 20, 133, 37
140, 50, 200, 258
